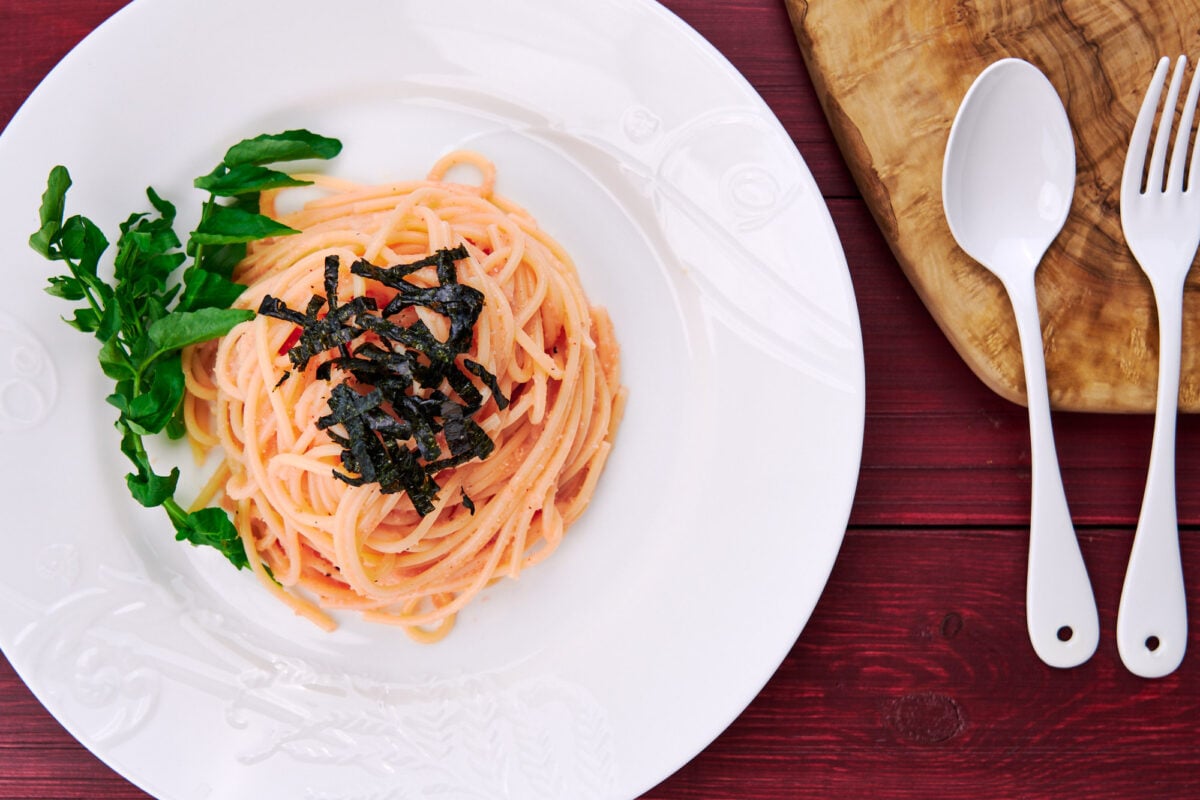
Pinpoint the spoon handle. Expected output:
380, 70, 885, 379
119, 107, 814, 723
1008, 274, 1099, 668
1117, 280, 1187, 678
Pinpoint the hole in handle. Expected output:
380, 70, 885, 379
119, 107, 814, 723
1146, 635, 1161, 652
1056, 626, 1073, 642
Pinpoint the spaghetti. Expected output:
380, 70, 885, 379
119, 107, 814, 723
181, 150, 625, 642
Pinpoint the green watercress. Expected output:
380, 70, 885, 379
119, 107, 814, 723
29, 130, 342, 569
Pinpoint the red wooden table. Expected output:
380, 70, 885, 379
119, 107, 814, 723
4, 1, 1200, 798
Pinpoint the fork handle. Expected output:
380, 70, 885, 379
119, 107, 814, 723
1008, 274, 1099, 668
1118, 280, 1188, 678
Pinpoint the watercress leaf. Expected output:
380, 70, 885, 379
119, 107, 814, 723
146, 186, 176, 222
59, 215, 109, 277
116, 422, 141, 467
190, 204, 298, 245
129, 252, 187, 298
118, 211, 149, 235
231, 193, 261, 214
195, 163, 311, 196
147, 306, 254, 353
131, 293, 171, 333
196, 242, 247, 279
29, 165, 71, 257
165, 404, 187, 440
98, 336, 134, 380
183, 197, 261, 261
44, 275, 85, 300
106, 389, 131, 415
124, 218, 182, 258
126, 355, 185, 435
58, 215, 105, 266
115, 210, 181, 290
151, 251, 188, 272
126, 465, 180, 507
97, 297, 122, 342
113, 220, 142, 283
223, 130, 342, 167
64, 307, 100, 333
117, 292, 166, 342
176, 269, 246, 312
127, 332, 155, 365
160, 282, 182, 309
176, 507, 248, 570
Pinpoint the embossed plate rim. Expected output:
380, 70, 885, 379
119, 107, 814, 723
0, 1, 865, 798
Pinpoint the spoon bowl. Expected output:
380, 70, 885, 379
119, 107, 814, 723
943, 58, 1076, 278
942, 58, 1099, 669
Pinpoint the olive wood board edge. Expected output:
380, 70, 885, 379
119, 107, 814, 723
786, 0, 1200, 412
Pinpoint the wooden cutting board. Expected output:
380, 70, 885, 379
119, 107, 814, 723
785, 0, 1200, 412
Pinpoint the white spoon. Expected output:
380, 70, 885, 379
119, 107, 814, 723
942, 58, 1099, 668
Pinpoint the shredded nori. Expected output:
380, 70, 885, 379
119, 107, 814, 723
258, 247, 508, 515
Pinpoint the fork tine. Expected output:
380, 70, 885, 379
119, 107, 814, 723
1125, 57, 1171, 194
1169, 58, 1200, 192
1147, 56, 1187, 193
1185, 69, 1200, 193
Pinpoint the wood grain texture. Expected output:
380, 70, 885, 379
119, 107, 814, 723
833, 194, 1200, 528
787, 0, 1200, 412
655, 528, 1200, 798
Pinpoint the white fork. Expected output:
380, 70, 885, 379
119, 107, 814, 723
1118, 55, 1200, 678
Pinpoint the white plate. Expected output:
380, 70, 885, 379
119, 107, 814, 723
0, 1, 864, 797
